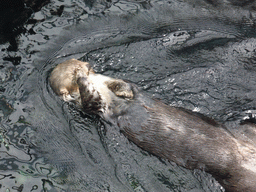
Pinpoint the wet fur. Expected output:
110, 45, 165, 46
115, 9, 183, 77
50, 59, 256, 192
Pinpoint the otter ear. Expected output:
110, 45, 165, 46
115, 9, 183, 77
106, 80, 134, 99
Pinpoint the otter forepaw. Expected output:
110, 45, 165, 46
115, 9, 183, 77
77, 77, 103, 113
106, 80, 134, 99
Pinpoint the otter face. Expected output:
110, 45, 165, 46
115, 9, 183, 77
50, 59, 134, 115
49, 59, 94, 103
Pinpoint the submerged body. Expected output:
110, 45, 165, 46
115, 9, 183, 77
50, 59, 256, 192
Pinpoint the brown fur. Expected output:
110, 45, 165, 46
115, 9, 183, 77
50, 59, 256, 192
118, 100, 256, 192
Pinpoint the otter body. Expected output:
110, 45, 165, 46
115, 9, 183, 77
50, 59, 256, 192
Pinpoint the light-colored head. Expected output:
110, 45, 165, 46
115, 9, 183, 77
49, 59, 94, 102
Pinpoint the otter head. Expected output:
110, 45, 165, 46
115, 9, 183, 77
49, 59, 94, 103
50, 59, 134, 116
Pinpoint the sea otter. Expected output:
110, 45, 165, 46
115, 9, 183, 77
50, 59, 256, 192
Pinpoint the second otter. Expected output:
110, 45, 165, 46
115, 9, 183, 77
50, 59, 256, 192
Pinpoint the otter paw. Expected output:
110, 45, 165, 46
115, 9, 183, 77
106, 80, 134, 99
77, 77, 103, 112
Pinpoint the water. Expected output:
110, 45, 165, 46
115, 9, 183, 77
1, 0, 256, 191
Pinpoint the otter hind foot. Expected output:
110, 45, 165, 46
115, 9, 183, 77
77, 77, 103, 112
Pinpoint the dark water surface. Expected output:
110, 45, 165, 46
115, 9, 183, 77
1, 0, 256, 191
